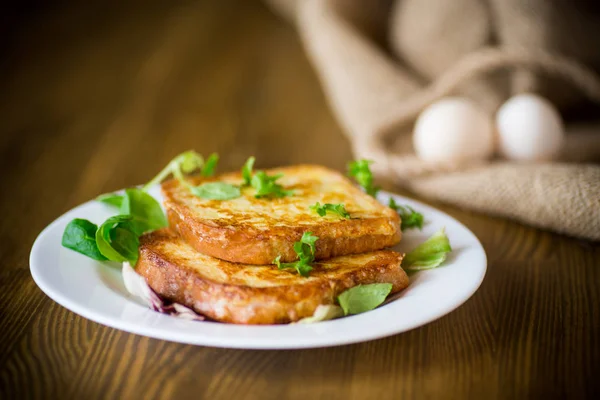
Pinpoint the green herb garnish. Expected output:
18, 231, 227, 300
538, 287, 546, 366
274, 232, 318, 277
120, 188, 168, 233
190, 182, 241, 200
347, 159, 379, 197
388, 198, 424, 231
96, 188, 168, 233
142, 150, 243, 201
309, 202, 350, 218
82, 189, 170, 263
97, 193, 125, 208
202, 153, 219, 177
95, 215, 141, 264
142, 150, 217, 191
61, 219, 107, 261
403, 228, 452, 270
67, 184, 168, 263
251, 171, 293, 198
241, 156, 255, 186
337, 283, 393, 315
63, 150, 230, 264
241, 156, 293, 198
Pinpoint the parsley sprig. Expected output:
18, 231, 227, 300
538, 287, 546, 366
274, 232, 318, 277
252, 172, 294, 198
347, 159, 379, 197
241, 156, 294, 198
388, 198, 424, 231
310, 202, 350, 218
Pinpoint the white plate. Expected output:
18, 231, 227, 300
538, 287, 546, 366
30, 189, 486, 349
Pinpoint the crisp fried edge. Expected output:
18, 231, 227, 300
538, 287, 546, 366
135, 229, 409, 325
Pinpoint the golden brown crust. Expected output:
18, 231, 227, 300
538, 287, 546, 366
135, 229, 409, 325
162, 165, 401, 265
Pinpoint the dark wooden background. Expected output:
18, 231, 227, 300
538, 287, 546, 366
1, 1, 599, 398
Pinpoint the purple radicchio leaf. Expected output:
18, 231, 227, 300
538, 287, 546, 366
122, 262, 204, 321
164, 303, 205, 321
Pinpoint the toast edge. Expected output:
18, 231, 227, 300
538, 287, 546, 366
135, 231, 409, 324
166, 203, 401, 265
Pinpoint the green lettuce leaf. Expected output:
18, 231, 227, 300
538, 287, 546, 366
143, 150, 218, 191
97, 193, 125, 208
190, 182, 241, 200
61, 219, 107, 261
120, 188, 168, 233
297, 305, 344, 324
337, 283, 393, 315
95, 215, 140, 264
403, 228, 452, 270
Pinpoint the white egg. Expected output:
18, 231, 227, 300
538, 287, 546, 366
496, 93, 565, 161
413, 97, 494, 163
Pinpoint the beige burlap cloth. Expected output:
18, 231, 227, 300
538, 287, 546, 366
266, 0, 600, 241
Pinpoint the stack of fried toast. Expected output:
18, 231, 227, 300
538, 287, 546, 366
135, 165, 409, 324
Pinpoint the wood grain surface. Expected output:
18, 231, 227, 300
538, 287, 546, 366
1, 1, 599, 398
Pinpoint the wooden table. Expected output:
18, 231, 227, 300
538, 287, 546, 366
1, 1, 598, 398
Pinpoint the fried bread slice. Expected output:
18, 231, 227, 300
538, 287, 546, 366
136, 229, 408, 324
162, 165, 401, 265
